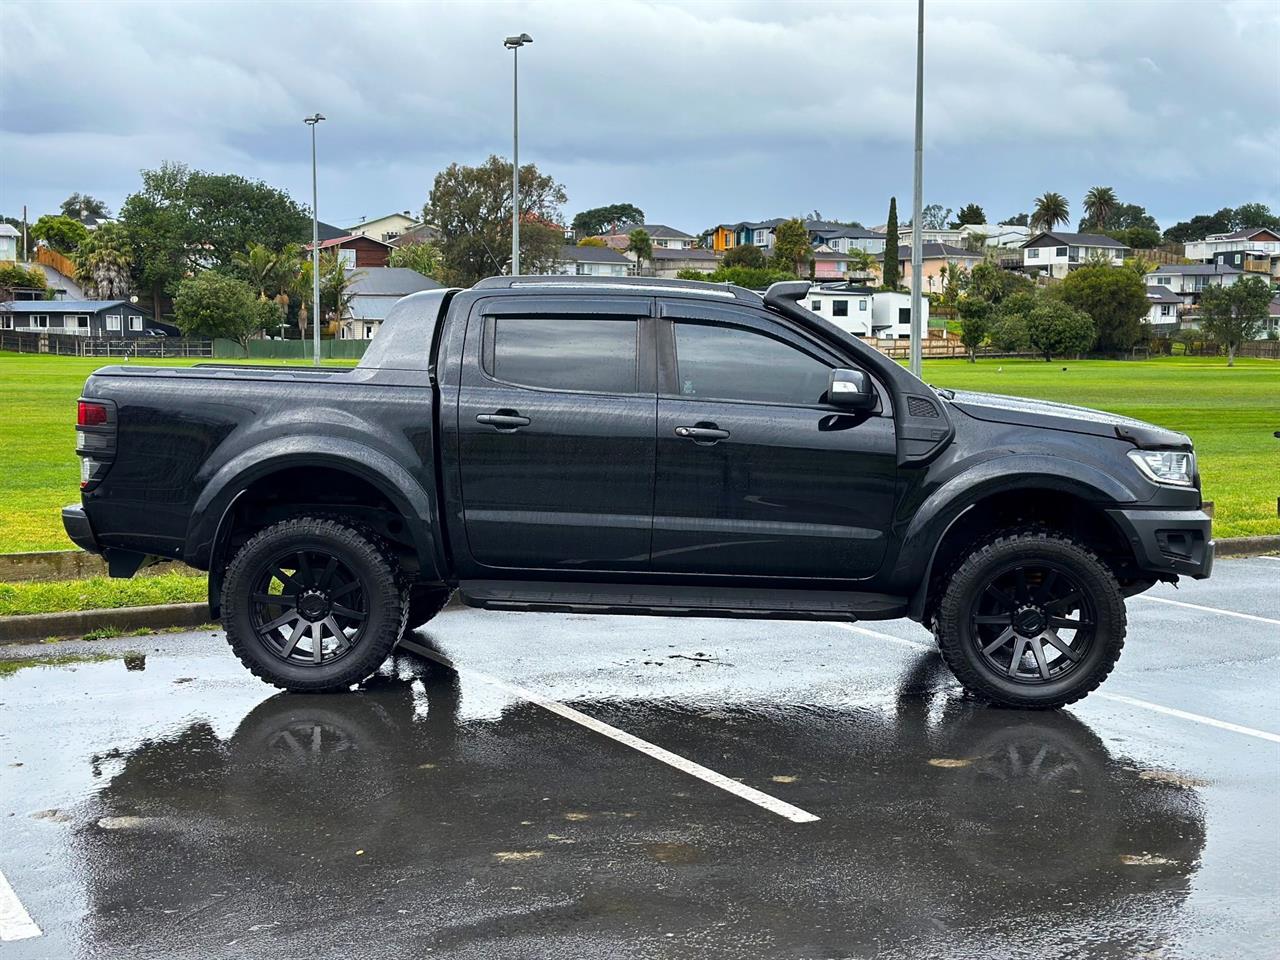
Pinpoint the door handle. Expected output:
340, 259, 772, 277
675, 423, 730, 443
477, 410, 531, 431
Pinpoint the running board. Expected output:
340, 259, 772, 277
457, 580, 907, 621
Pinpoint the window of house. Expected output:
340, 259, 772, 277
46, 314, 64, 327
673, 323, 831, 407
809, 300, 822, 312
490, 316, 637, 394
338, 249, 356, 267
76, 316, 89, 329
364, 323, 376, 339
129, 315, 143, 331
833, 300, 849, 317
1, 316, 11, 329
859, 299, 868, 311
1027, 249, 1039, 259
30, 315, 48, 328
1056, 246, 1068, 257
654, 239, 669, 248
1234, 254, 1242, 264
105, 314, 122, 331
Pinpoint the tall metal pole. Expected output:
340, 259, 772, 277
511, 45, 520, 276
909, 0, 925, 379
305, 114, 325, 366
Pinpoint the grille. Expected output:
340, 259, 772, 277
906, 395, 939, 419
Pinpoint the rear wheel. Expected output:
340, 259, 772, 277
935, 529, 1126, 709
222, 517, 407, 692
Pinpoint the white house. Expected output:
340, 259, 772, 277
602, 224, 697, 251
1021, 231, 1127, 278
0, 223, 18, 261
805, 285, 922, 339
339, 267, 440, 340
552, 244, 632, 277
1144, 285, 1183, 335
645, 247, 720, 278
1143, 263, 1245, 308
1184, 227, 1280, 263
891, 226, 966, 249
345, 211, 420, 244
958, 223, 1031, 248
870, 290, 926, 339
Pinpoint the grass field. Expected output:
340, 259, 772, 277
0, 351, 1276, 555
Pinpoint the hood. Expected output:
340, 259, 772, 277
944, 390, 1191, 449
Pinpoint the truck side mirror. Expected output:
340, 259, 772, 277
827, 368, 875, 411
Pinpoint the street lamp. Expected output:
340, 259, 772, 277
504, 33, 532, 276
304, 113, 325, 365
908, 0, 925, 378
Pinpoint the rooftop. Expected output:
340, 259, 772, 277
557, 244, 633, 264
1, 299, 137, 312
1145, 286, 1183, 304
882, 242, 982, 261
650, 247, 718, 260
1023, 231, 1128, 249
610, 223, 695, 241
344, 267, 441, 295
1148, 263, 1243, 276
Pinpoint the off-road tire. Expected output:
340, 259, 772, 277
935, 528, 1126, 709
405, 585, 454, 630
222, 517, 408, 692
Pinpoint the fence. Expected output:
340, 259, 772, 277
0, 330, 213, 358
213, 338, 369, 360
1239, 339, 1280, 360
35, 246, 77, 279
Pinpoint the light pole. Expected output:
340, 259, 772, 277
909, 0, 925, 379
304, 113, 325, 365
504, 33, 532, 276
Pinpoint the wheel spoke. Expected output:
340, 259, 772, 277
1029, 637, 1052, 680
317, 556, 339, 590
983, 626, 1016, 655
1015, 568, 1030, 602
280, 618, 308, 658
252, 593, 293, 607
973, 613, 1012, 625
311, 622, 324, 663
330, 580, 361, 601
259, 608, 300, 633
1037, 570, 1059, 603
273, 566, 304, 591
987, 586, 1017, 612
323, 616, 349, 650
1007, 637, 1028, 676
296, 552, 315, 588
331, 603, 366, 622
1045, 590, 1081, 613
1049, 616, 1091, 631
1041, 628, 1082, 662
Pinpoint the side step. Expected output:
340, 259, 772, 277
457, 580, 907, 622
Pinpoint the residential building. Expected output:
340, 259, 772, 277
890, 226, 966, 249
345, 212, 420, 245
812, 248, 859, 280
804, 284, 923, 339
315, 220, 350, 242
644, 247, 720, 279
304, 233, 392, 268
0, 299, 160, 337
879, 242, 985, 294
870, 290, 927, 339
1144, 285, 1183, 335
1184, 227, 1280, 263
807, 224, 886, 255
339, 267, 441, 340
599, 224, 697, 251
1144, 263, 1245, 308
705, 224, 739, 252
0, 224, 18, 261
957, 223, 1031, 248
389, 223, 442, 248
1266, 296, 1280, 338
552, 244, 633, 277
1021, 231, 1127, 278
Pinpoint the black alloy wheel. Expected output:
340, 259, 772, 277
250, 548, 369, 666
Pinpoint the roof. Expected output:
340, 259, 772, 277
557, 244, 632, 264
611, 223, 695, 241
0, 224, 19, 238
809, 225, 886, 240
1148, 263, 1243, 276
390, 223, 441, 247
649, 247, 718, 261
1145, 286, 1183, 304
1270, 296, 1280, 317
882, 242, 982, 261
1212, 227, 1280, 242
0, 299, 136, 313
1022, 231, 1127, 249
306, 234, 393, 251
315, 221, 349, 242
346, 295, 402, 322
344, 267, 440, 296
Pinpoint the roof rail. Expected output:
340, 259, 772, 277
471, 274, 761, 302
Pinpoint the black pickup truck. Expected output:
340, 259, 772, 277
63, 277, 1213, 707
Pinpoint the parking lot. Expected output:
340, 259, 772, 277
1, 556, 1276, 959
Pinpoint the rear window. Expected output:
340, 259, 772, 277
491, 316, 638, 394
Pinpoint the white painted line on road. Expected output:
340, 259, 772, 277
832, 623, 1280, 743
400, 639, 820, 824
1135, 594, 1280, 627
0, 869, 41, 942
1257, 556, 1280, 563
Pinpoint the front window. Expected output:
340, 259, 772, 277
489, 316, 638, 394
672, 322, 832, 407
105, 314, 122, 331
809, 300, 822, 312
1027, 248, 1039, 259
129, 316, 143, 332
859, 299, 868, 311
1057, 246, 1068, 257
833, 300, 849, 317
338, 249, 356, 267
1160, 305, 1173, 317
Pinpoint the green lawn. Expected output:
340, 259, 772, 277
0, 351, 1275, 554
0, 572, 208, 616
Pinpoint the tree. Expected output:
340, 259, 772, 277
771, 218, 811, 275
1164, 208, 1236, 245
988, 313, 1030, 353
74, 222, 133, 299
1081, 187, 1118, 231
319, 250, 362, 328
425, 155, 568, 286
1002, 212, 1030, 227
0, 263, 47, 298
680, 265, 798, 288
722, 244, 767, 270
1107, 225, 1162, 249
956, 295, 992, 362
1030, 192, 1070, 232
233, 242, 286, 299
969, 260, 1033, 304
571, 203, 644, 238
882, 198, 900, 289
173, 271, 273, 355
387, 240, 442, 277
1199, 275, 1271, 366
1026, 299, 1095, 361
845, 247, 879, 279
1057, 262, 1148, 353
1107, 203, 1159, 232
30, 214, 89, 254
627, 229, 653, 274
59, 193, 112, 220
917, 203, 953, 230
951, 203, 986, 227
576, 236, 607, 248
1230, 202, 1280, 231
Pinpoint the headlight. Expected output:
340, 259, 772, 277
1128, 449, 1195, 487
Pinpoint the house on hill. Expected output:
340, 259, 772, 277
305, 233, 392, 268
1021, 231, 1127, 278
0, 299, 168, 337
339, 267, 441, 340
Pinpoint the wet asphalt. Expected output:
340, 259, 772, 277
0, 557, 1277, 959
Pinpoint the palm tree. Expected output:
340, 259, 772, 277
1082, 187, 1118, 231
74, 223, 133, 300
234, 243, 282, 300
1030, 192, 1070, 233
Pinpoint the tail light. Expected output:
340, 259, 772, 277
75, 397, 117, 490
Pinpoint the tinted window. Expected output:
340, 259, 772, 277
673, 322, 831, 406
492, 316, 637, 394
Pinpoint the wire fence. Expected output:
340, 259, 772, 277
0, 330, 213, 358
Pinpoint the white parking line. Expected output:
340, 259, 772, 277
1135, 594, 1280, 627
400, 639, 820, 824
832, 622, 1280, 744
0, 869, 41, 942
1256, 556, 1280, 563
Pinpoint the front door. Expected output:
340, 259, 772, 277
456, 296, 656, 572
652, 301, 897, 580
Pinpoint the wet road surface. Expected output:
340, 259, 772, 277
1, 557, 1277, 958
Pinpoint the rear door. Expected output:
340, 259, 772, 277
652, 299, 897, 580
456, 295, 656, 572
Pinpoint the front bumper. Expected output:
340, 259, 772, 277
61, 503, 101, 555
1106, 507, 1214, 580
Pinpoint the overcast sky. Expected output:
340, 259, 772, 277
3, 0, 1278, 234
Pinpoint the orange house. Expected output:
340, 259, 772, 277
708, 225, 739, 253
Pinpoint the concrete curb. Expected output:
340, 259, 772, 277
0, 550, 198, 583
1215, 536, 1280, 558
0, 603, 212, 645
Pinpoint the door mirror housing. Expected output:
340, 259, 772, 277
827, 368, 875, 410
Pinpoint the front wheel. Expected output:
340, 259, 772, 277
221, 517, 407, 692
935, 529, 1126, 709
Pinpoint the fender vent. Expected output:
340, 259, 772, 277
906, 395, 940, 419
